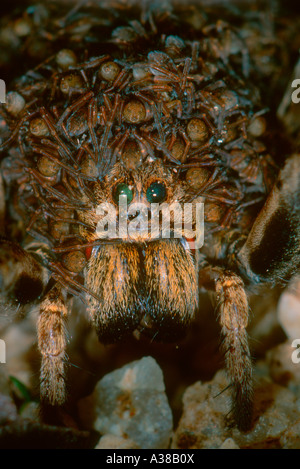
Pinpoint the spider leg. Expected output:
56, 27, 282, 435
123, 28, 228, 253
215, 269, 253, 432
199, 266, 253, 432
38, 282, 68, 406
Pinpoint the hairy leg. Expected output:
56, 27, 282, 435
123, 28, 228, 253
38, 283, 68, 405
215, 269, 253, 431
199, 266, 253, 431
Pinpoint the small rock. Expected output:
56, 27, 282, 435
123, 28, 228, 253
172, 371, 232, 449
219, 438, 240, 449
232, 379, 296, 448
173, 368, 300, 449
95, 434, 140, 449
19, 402, 40, 421
267, 341, 300, 392
248, 287, 285, 356
0, 366, 18, 425
280, 419, 300, 449
277, 278, 300, 340
0, 394, 18, 425
78, 356, 173, 449
1, 310, 38, 388
0, 365, 11, 396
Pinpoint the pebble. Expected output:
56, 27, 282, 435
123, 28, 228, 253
172, 365, 300, 449
219, 438, 240, 449
277, 277, 300, 340
95, 434, 140, 449
267, 340, 300, 392
0, 309, 38, 388
0, 367, 18, 425
78, 356, 173, 449
0, 394, 18, 425
19, 401, 40, 421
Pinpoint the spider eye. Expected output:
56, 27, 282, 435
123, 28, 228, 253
146, 181, 167, 203
113, 183, 133, 204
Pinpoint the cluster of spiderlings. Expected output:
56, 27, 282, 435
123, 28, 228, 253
0, 3, 278, 292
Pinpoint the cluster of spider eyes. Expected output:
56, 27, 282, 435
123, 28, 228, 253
113, 181, 167, 204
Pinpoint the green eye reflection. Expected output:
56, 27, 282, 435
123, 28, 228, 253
146, 181, 167, 203
113, 183, 133, 204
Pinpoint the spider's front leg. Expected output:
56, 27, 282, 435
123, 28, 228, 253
208, 152, 300, 431
199, 266, 253, 432
215, 269, 253, 431
0, 239, 68, 405
38, 282, 68, 406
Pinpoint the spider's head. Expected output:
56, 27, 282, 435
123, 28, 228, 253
84, 158, 199, 344
93, 158, 190, 243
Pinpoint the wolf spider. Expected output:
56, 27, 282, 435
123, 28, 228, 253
0, 0, 299, 433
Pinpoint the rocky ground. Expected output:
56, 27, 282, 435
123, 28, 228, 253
0, 278, 299, 449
